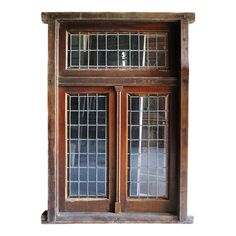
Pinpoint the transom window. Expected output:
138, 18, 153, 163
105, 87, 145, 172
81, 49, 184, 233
68, 32, 168, 69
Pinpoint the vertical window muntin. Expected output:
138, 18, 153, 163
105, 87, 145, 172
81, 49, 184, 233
67, 32, 168, 69
128, 94, 169, 199
66, 93, 108, 198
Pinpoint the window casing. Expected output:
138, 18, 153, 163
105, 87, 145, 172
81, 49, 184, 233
41, 12, 195, 223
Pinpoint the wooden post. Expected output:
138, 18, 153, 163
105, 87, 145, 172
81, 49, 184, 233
179, 18, 189, 222
46, 18, 58, 223
115, 86, 123, 213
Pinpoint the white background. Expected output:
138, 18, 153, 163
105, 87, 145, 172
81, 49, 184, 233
0, 0, 236, 235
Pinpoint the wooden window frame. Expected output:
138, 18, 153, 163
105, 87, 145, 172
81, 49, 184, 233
41, 12, 195, 224
120, 86, 177, 213
58, 86, 116, 212
59, 21, 179, 77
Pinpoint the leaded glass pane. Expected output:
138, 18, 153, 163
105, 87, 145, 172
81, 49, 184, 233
67, 94, 108, 198
68, 32, 168, 69
128, 94, 169, 198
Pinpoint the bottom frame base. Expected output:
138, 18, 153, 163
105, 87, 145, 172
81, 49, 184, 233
41, 210, 193, 224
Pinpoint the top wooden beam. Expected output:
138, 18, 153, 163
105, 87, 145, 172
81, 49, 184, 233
41, 12, 195, 24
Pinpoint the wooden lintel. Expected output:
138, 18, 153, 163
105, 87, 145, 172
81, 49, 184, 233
42, 12, 195, 24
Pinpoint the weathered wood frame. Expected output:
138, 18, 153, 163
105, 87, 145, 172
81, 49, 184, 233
58, 86, 116, 213
120, 86, 178, 213
41, 12, 195, 224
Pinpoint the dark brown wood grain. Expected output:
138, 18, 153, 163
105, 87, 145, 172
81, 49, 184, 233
58, 76, 178, 87
47, 19, 57, 223
41, 12, 194, 223
41, 12, 195, 24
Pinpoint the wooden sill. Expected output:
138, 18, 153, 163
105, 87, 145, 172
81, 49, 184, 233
41, 211, 193, 224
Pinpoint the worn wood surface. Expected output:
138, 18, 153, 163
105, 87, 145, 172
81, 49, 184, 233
58, 76, 178, 87
42, 12, 194, 223
47, 19, 57, 223
41, 12, 195, 24
58, 86, 116, 212
178, 19, 189, 222
42, 210, 193, 224
120, 86, 177, 213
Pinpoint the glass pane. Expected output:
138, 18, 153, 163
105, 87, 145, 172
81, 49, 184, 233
131, 51, 138, 67
97, 182, 106, 196
70, 168, 78, 181
107, 52, 118, 66
71, 51, 79, 67
89, 34, 97, 50
80, 182, 87, 196
98, 140, 106, 153
98, 35, 105, 49
79, 112, 87, 124
80, 97, 87, 110
98, 126, 106, 139
119, 35, 129, 50
71, 35, 79, 50
119, 51, 129, 67
89, 140, 96, 153
80, 168, 87, 181
89, 154, 96, 167
98, 154, 106, 167
107, 35, 117, 49
128, 94, 169, 198
131, 112, 140, 124
98, 96, 106, 110
69, 154, 79, 167
70, 112, 78, 124
98, 112, 106, 124
89, 51, 97, 67
68, 32, 168, 69
89, 126, 96, 138
89, 168, 96, 181
89, 182, 96, 195
80, 154, 87, 167
70, 126, 78, 138
80, 51, 88, 66
131, 34, 138, 50
70, 182, 78, 196
98, 51, 105, 66
79, 126, 87, 138
98, 168, 106, 181
67, 94, 108, 198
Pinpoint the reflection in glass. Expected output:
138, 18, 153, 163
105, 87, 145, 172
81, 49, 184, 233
67, 94, 107, 198
68, 32, 168, 69
128, 94, 169, 198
